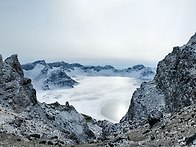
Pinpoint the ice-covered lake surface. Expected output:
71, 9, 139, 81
37, 76, 140, 123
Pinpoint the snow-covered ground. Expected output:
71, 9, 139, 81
37, 76, 140, 123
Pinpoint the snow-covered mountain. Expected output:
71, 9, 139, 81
22, 61, 155, 90
22, 60, 78, 90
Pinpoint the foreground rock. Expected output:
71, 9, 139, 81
0, 54, 37, 112
0, 55, 102, 144
1, 102, 196, 146
100, 103, 196, 146
122, 33, 196, 125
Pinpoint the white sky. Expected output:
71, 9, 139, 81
0, 0, 196, 67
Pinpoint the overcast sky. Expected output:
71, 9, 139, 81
0, 0, 196, 67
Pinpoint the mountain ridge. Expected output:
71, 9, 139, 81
22, 61, 155, 90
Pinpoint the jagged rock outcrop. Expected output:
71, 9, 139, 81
0, 54, 102, 144
0, 54, 37, 112
122, 33, 196, 124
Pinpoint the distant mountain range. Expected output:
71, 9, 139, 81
22, 61, 155, 90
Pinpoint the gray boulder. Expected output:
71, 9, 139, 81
147, 110, 163, 127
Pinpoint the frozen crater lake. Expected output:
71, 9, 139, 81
37, 76, 140, 123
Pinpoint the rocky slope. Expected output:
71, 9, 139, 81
95, 103, 196, 147
22, 60, 155, 90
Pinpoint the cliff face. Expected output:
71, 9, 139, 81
122, 33, 196, 124
155, 45, 196, 112
0, 54, 37, 112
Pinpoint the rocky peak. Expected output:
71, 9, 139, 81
4, 54, 24, 77
0, 55, 2, 68
33, 60, 47, 66
132, 64, 145, 70
122, 33, 196, 124
187, 32, 196, 45
43, 70, 78, 90
0, 54, 37, 112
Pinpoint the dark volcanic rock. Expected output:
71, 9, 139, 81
185, 133, 196, 145
148, 110, 163, 127
30, 133, 41, 138
43, 70, 77, 89
122, 33, 196, 124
